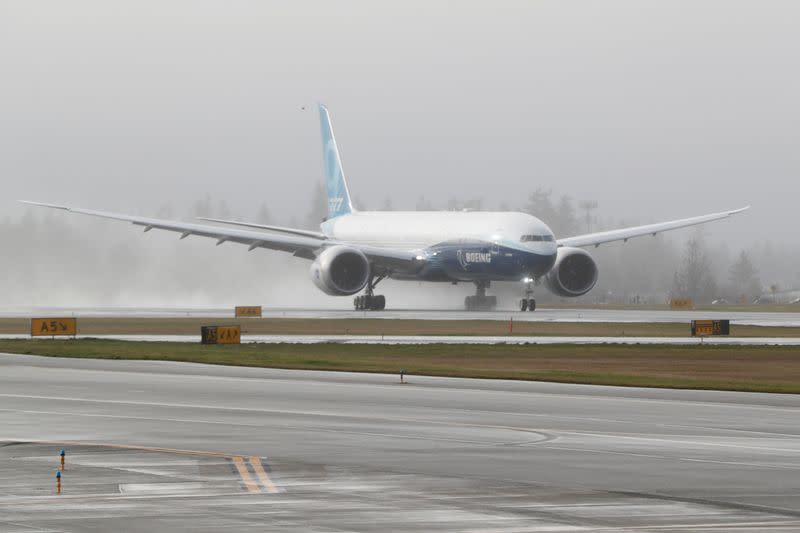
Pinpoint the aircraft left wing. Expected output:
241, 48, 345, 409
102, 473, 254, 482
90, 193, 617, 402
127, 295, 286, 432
19, 201, 421, 271
557, 206, 749, 248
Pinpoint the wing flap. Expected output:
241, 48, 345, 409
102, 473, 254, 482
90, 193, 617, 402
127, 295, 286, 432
196, 217, 328, 239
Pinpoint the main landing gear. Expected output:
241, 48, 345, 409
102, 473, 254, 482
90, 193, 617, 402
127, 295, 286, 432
519, 278, 536, 311
354, 274, 386, 311
465, 280, 497, 311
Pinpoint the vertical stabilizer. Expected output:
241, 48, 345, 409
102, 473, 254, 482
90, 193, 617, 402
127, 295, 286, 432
319, 104, 355, 219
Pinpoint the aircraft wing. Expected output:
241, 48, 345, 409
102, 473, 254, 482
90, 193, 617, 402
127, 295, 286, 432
557, 206, 749, 248
20, 201, 420, 271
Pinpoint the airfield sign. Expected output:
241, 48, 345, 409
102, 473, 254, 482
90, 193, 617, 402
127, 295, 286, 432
235, 306, 262, 318
691, 319, 730, 337
201, 325, 241, 345
31, 318, 77, 338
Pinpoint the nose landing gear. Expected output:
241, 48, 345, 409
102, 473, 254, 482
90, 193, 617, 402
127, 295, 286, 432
519, 279, 536, 312
354, 274, 386, 311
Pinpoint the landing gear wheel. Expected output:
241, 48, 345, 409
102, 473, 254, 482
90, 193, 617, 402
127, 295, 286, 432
356, 294, 386, 311
465, 294, 496, 311
520, 278, 537, 312
465, 281, 497, 311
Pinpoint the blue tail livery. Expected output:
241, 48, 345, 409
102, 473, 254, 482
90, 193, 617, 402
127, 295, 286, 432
319, 104, 355, 219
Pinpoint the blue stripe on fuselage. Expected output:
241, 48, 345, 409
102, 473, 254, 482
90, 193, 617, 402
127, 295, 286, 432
417, 240, 556, 282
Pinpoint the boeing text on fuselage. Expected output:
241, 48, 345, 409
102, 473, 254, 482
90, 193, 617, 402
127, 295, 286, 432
458, 250, 492, 268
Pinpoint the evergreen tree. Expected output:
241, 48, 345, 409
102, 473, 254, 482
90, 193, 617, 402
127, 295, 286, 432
729, 251, 761, 302
256, 202, 271, 224
415, 195, 433, 211
523, 188, 578, 237
556, 195, 579, 237
303, 182, 328, 229
523, 188, 558, 227
191, 195, 213, 218
216, 199, 232, 220
672, 234, 718, 303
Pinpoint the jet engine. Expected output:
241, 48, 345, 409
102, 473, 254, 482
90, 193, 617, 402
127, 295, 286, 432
310, 245, 370, 296
544, 247, 598, 297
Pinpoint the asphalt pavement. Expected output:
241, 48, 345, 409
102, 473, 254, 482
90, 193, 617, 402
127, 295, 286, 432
1, 354, 799, 532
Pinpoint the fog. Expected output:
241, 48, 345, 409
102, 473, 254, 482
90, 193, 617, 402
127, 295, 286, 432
1, 1, 798, 308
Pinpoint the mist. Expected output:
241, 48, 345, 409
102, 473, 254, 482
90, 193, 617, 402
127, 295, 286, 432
1, 1, 798, 308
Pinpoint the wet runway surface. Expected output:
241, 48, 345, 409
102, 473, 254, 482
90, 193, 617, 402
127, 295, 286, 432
1, 354, 799, 531
2, 305, 800, 326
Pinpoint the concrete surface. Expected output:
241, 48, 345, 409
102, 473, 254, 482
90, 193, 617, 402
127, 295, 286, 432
2, 306, 800, 326
1, 353, 799, 532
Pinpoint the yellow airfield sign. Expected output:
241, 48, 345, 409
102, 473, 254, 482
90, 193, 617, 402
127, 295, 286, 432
691, 319, 730, 337
670, 299, 694, 310
235, 306, 262, 318
201, 325, 241, 345
31, 318, 77, 337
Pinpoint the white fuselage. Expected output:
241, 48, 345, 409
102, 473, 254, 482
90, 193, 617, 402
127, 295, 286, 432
322, 211, 557, 254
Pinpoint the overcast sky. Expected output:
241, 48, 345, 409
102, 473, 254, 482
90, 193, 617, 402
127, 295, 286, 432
1, 1, 797, 245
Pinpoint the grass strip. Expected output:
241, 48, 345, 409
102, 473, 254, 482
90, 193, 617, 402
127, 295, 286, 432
1, 339, 799, 394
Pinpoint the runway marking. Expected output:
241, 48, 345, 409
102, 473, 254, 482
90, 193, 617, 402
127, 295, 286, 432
4, 371, 800, 415
541, 444, 800, 470
0, 439, 280, 495
0, 397, 560, 446
249, 456, 279, 493
0, 406, 529, 446
558, 430, 800, 454
231, 456, 260, 493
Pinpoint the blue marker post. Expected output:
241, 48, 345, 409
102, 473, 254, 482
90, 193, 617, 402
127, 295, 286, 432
60, 448, 65, 471
56, 470, 62, 495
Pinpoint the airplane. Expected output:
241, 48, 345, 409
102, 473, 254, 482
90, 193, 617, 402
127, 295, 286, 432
22, 104, 749, 311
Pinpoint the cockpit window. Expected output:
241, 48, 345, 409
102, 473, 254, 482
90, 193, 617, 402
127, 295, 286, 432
521, 234, 554, 242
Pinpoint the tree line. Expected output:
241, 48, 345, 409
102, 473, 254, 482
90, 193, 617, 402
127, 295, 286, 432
2, 189, 797, 306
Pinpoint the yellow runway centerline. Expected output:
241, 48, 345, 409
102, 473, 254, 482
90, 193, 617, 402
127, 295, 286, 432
231, 455, 260, 493
249, 456, 279, 493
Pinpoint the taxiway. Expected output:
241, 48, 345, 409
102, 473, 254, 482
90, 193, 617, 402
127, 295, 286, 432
1, 354, 798, 531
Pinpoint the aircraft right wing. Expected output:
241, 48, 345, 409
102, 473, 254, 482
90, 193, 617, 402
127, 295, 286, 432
557, 206, 750, 248
20, 201, 422, 272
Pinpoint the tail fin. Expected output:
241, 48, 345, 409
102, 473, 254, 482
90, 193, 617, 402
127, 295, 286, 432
319, 104, 355, 219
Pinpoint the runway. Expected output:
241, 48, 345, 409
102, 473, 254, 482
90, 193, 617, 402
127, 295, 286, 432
3, 305, 800, 326
3, 332, 800, 345
1, 354, 799, 531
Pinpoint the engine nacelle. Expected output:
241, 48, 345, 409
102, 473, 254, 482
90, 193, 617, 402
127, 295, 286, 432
310, 245, 370, 296
544, 247, 598, 297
